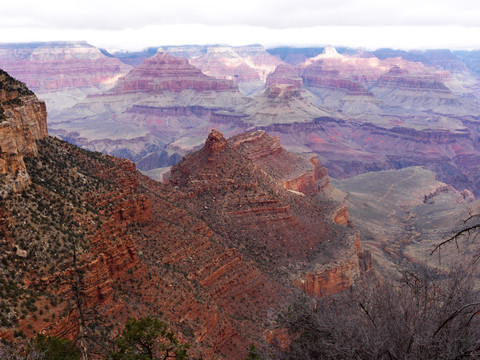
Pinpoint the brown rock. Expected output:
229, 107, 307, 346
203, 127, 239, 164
205, 129, 227, 154
0, 70, 47, 194
302, 234, 362, 296
231, 130, 329, 196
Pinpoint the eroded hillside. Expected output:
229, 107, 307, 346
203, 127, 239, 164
1, 110, 369, 359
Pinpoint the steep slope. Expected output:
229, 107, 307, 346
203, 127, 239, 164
0, 42, 132, 114
0, 70, 47, 194
0, 71, 369, 360
166, 130, 368, 297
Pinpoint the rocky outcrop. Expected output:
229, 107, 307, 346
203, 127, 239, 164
0, 70, 47, 194
168, 130, 363, 292
205, 128, 228, 154
231, 130, 329, 196
302, 234, 361, 296
0, 128, 371, 359
332, 204, 349, 226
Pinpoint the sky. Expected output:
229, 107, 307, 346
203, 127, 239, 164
1, 0, 480, 52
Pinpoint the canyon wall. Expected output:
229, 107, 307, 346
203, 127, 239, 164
0, 69, 47, 194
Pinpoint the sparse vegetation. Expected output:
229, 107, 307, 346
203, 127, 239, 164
109, 316, 189, 360
270, 264, 480, 360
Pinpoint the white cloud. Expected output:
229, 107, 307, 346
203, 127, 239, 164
1, 0, 480, 50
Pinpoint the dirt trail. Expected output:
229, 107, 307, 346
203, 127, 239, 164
379, 167, 418, 201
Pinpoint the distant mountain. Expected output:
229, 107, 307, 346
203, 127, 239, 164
48, 50, 248, 171
0, 41, 132, 114
4, 41, 480, 198
110, 44, 282, 95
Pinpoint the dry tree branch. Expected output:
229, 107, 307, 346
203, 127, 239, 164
432, 302, 480, 337
431, 224, 480, 255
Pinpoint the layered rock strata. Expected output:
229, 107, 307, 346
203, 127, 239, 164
167, 130, 366, 298
112, 51, 237, 94
230, 130, 329, 196
0, 41, 132, 112
0, 70, 47, 194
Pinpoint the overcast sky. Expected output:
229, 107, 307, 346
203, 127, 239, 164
1, 0, 480, 51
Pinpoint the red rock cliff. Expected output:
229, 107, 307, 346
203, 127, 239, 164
0, 70, 47, 194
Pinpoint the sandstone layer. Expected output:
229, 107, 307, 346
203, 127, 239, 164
48, 50, 250, 171
167, 130, 367, 297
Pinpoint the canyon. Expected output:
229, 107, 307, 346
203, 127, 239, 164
332, 166, 479, 276
2, 42, 480, 356
0, 69, 371, 358
12, 42, 476, 200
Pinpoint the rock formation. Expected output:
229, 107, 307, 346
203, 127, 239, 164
112, 50, 238, 94
14, 42, 480, 200
0, 70, 47, 194
167, 130, 366, 296
265, 64, 303, 88
0, 85, 370, 359
230, 130, 329, 196
47, 50, 250, 172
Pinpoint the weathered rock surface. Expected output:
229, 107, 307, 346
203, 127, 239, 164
0, 125, 369, 359
0, 70, 47, 194
230, 130, 329, 196
167, 130, 366, 297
